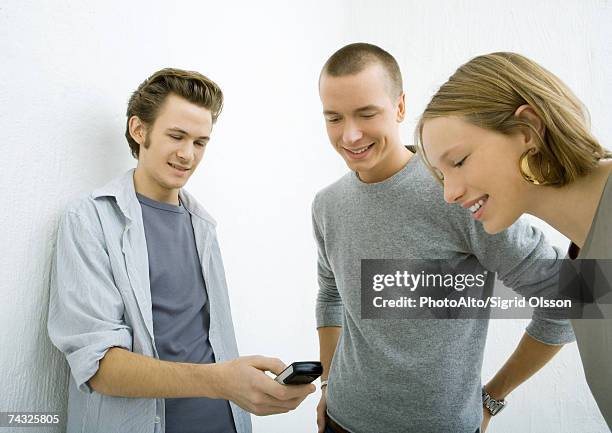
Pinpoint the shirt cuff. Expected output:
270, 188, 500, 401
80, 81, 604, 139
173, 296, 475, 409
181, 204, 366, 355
316, 304, 344, 328
526, 317, 576, 345
65, 330, 132, 393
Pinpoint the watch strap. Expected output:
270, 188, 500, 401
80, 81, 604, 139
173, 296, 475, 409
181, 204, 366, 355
482, 387, 507, 416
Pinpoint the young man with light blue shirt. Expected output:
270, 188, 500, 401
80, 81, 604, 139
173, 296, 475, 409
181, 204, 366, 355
48, 68, 314, 433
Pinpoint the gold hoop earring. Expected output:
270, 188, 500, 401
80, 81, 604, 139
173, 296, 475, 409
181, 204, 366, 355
519, 148, 545, 185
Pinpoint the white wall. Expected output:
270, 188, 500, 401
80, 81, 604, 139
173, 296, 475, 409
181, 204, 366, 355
0, 1, 609, 432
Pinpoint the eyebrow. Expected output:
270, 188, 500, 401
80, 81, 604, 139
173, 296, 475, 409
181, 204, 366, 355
323, 105, 382, 116
166, 127, 209, 140
437, 144, 462, 163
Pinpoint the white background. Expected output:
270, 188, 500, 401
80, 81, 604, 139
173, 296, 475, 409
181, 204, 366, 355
0, 1, 610, 432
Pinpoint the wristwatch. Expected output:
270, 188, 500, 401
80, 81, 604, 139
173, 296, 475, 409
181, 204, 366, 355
482, 387, 507, 416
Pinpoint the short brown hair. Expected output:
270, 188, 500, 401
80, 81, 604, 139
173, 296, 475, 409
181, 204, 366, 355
125, 68, 223, 158
416, 52, 611, 186
321, 43, 403, 98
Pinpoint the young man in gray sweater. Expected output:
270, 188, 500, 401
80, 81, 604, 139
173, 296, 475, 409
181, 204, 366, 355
313, 43, 575, 433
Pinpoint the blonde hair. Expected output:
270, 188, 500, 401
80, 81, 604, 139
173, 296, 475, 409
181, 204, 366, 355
415, 52, 610, 186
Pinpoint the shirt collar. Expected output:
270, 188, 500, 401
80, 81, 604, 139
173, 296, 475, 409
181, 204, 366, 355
91, 168, 217, 227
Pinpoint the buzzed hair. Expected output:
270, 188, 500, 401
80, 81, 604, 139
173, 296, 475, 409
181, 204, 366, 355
321, 43, 403, 98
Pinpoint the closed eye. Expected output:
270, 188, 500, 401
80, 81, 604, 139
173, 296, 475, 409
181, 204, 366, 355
453, 156, 468, 167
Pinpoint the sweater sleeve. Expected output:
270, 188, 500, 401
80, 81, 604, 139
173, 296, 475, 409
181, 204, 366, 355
460, 213, 575, 345
312, 196, 344, 328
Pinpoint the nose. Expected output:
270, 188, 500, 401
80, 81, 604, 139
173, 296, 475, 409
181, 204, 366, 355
443, 174, 466, 204
342, 120, 363, 145
176, 141, 195, 162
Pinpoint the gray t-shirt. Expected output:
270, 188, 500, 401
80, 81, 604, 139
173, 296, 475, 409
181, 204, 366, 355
313, 152, 575, 433
569, 170, 612, 429
138, 193, 236, 433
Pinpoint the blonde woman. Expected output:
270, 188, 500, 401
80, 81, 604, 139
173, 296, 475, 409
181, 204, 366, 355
416, 52, 612, 428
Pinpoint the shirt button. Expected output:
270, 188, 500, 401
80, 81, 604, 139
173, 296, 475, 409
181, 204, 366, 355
154, 416, 161, 424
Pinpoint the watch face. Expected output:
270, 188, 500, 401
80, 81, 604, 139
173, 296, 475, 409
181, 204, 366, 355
489, 400, 505, 415
482, 389, 506, 416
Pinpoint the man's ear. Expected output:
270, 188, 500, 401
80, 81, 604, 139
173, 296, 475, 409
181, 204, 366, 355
128, 116, 147, 146
515, 104, 545, 147
396, 92, 406, 123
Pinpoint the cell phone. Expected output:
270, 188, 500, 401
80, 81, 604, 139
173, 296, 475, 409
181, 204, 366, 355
274, 361, 323, 385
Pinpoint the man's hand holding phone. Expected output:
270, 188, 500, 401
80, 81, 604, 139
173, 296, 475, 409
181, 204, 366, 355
213, 356, 317, 416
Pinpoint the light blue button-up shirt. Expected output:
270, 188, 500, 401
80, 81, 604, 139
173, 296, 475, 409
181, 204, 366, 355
47, 169, 252, 433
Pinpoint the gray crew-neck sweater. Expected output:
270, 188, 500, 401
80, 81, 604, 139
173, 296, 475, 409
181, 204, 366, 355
312, 151, 575, 433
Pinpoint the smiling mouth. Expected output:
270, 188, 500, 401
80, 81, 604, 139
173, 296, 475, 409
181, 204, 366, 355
467, 195, 489, 217
168, 163, 190, 172
344, 143, 374, 155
